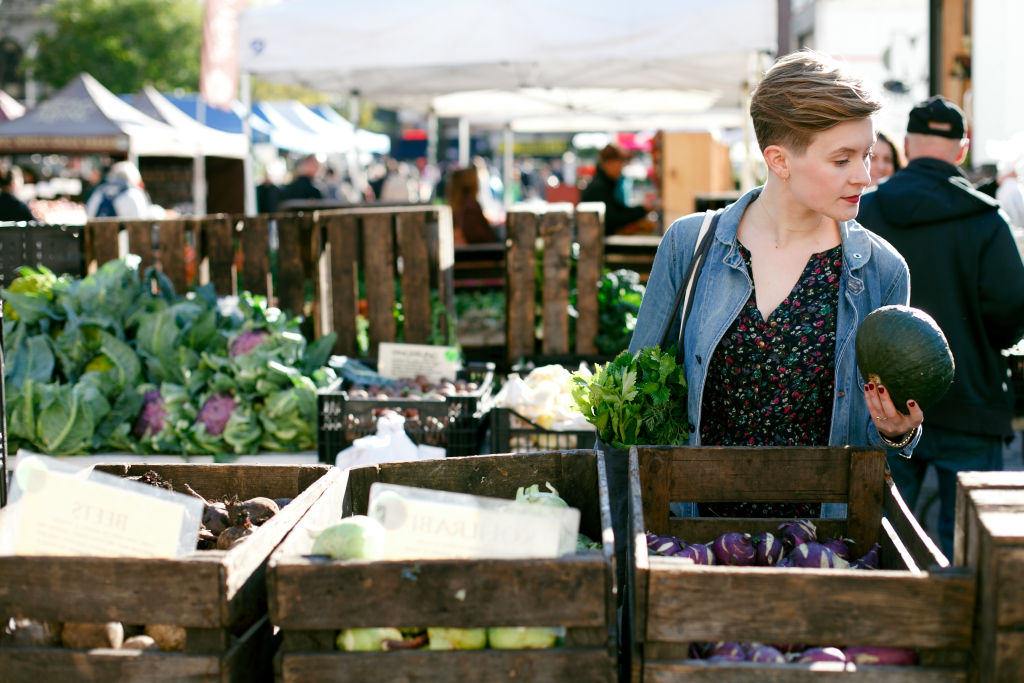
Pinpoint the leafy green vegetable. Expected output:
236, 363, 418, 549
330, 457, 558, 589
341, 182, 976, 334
570, 346, 689, 449
594, 269, 645, 356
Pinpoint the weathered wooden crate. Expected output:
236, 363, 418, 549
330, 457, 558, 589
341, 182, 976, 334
267, 450, 618, 682
956, 473, 1024, 683
627, 446, 976, 682
0, 463, 339, 682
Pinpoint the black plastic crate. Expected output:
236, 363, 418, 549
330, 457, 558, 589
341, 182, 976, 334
317, 362, 495, 464
489, 406, 597, 454
0, 223, 84, 288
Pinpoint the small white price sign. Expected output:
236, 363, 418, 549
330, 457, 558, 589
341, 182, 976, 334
377, 342, 461, 384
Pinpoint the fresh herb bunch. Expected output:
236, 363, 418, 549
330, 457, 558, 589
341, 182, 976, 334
570, 346, 689, 449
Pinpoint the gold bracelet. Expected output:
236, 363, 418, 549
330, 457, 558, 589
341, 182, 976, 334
880, 428, 915, 449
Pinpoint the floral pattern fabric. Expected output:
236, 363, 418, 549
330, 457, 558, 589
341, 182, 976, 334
698, 242, 842, 519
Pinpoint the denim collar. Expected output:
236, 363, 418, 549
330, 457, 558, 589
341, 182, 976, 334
714, 186, 872, 281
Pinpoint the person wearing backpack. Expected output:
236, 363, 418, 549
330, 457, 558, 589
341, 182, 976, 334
85, 161, 159, 219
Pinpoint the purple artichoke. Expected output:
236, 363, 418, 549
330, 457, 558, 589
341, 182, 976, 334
821, 537, 854, 560
789, 542, 851, 569
844, 646, 917, 666
196, 392, 237, 436
133, 388, 169, 439
752, 532, 784, 566
677, 543, 715, 565
711, 532, 757, 566
777, 519, 817, 549
850, 543, 881, 569
747, 644, 786, 663
797, 646, 847, 663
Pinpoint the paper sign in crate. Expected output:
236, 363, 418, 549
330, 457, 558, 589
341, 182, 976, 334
316, 362, 495, 464
267, 450, 619, 683
627, 446, 976, 683
955, 473, 1024, 683
0, 463, 338, 683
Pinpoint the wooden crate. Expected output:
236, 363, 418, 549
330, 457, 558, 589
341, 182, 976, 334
267, 450, 618, 682
627, 446, 976, 682
957, 476, 1024, 683
0, 463, 339, 682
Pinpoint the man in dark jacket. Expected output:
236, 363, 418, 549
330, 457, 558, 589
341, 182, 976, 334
857, 96, 1024, 558
581, 144, 654, 235
0, 166, 35, 222
279, 154, 325, 204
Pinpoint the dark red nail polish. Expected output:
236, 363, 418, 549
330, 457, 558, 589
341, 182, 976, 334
867, 382, 875, 391
908, 401, 916, 408
878, 386, 886, 395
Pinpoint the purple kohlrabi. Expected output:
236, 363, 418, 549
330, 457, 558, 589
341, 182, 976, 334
752, 532, 784, 566
647, 534, 686, 556
133, 389, 169, 439
850, 543, 881, 569
676, 543, 715, 565
706, 642, 746, 661
746, 644, 786, 663
821, 537, 854, 560
796, 646, 847, 663
844, 646, 917, 666
230, 329, 270, 357
196, 392, 237, 436
777, 519, 817, 549
711, 532, 756, 566
788, 542, 851, 569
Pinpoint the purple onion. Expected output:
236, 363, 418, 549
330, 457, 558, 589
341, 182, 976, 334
821, 537, 854, 560
707, 642, 746, 660
676, 543, 715, 565
777, 519, 817, 549
797, 646, 847, 663
648, 534, 686, 556
711, 532, 757, 566
850, 543, 880, 569
747, 644, 786, 663
789, 542, 851, 569
752, 532, 784, 566
844, 646, 917, 666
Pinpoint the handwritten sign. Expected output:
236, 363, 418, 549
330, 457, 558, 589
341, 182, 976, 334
377, 342, 461, 384
367, 482, 580, 560
0, 456, 203, 558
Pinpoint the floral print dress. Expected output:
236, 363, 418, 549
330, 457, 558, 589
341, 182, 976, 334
697, 242, 843, 518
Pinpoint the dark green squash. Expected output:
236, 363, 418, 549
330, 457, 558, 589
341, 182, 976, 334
855, 305, 954, 411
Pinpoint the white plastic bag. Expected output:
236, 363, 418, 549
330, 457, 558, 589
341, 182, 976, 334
335, 410, 441, 470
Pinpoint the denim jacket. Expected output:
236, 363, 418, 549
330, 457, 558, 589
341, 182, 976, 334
629, 187, 920, 468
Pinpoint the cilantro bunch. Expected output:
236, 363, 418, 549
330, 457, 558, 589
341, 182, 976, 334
570, 346, 689, 449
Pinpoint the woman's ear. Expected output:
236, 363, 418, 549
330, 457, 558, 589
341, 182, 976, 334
762, 144, 790, 181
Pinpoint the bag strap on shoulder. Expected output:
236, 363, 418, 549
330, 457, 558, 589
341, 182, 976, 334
658, 209, 722, 357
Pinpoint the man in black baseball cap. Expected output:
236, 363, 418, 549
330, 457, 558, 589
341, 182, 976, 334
857, 94, 1024, 560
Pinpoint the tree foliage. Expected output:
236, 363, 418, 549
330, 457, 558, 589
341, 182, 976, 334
30, 0, 203, 94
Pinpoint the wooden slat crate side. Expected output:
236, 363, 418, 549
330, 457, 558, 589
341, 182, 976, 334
994, 545, 1024, 627
362, 212, 397, 350
505, 209, 539, 363
95, 464, 332, 502
0, 555, 225, 626
396, 210, 432, 344
123, 220, 155, 273
237, 214, 270, 297
846, 447, 885, 552
323, 212, 360, 356
644, 562, 975, 649
992, 630, 1024, 683
643, 660, 967, 683
308, 211, 330, 340
84, 220, 121, 273
198, 215, 235, 296
575, 203, 604, 356
271, 557, 608, 629
275, 213, 311, 318
970, 507, 1024, 683
651, 445, 860, 503
434, 203, 456, 343
540, 208, 572, 355
954, 472, 1024, 565
157, 219, 189, 294
280, 649, 617, 683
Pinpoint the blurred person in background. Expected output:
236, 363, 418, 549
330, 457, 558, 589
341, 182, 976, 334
995, 162, 1024, 228
446, 167, 498, 245
857, 95, 1024, 559
869, 130, 904, 187
279, 154, 325, 202
0, 165, 36, 222
85, 161, 160, 219
581, 143, 656, 235
379, 159, 419, 202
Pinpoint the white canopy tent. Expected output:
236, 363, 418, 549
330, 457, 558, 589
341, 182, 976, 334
237, 0, 777, 210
